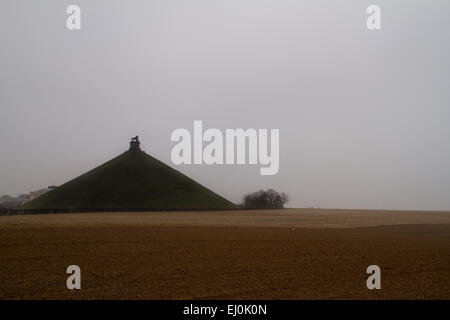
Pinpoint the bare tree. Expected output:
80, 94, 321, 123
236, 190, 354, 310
242, 189, 290, 209
280, 193, 290, 207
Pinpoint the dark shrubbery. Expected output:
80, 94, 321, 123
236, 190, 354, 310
242, 189, 289, 209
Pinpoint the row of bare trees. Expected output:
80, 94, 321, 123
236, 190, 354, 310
242, 189, 289, 209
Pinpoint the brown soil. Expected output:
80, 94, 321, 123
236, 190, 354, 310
0, 209, 449, 299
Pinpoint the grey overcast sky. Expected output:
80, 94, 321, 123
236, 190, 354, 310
1, 1, 449, 210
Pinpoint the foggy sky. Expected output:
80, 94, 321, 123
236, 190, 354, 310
1, 0, 449, 210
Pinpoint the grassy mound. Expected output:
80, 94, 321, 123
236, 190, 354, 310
23, 151, 236, 210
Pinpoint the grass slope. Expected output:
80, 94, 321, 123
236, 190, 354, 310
23, 151, 236, 210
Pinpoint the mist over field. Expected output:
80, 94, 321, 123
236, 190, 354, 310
1, 0, 450, 210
